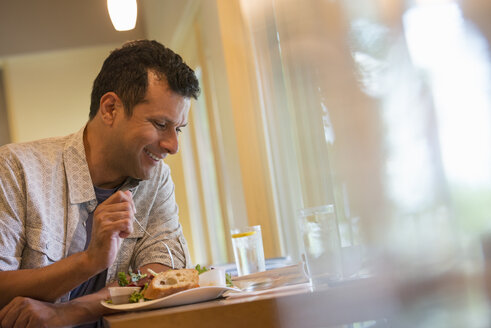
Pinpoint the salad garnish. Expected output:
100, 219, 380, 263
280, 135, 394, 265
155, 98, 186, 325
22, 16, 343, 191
147, 268, 158, 277
118, 272, 129, 287
118, 269, 148, 287
195, 264, 209, 275
225, 273, 233, 287
128, 283, 149, 303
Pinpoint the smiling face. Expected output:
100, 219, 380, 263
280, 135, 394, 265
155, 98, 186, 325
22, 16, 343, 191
107, 72, 190, 181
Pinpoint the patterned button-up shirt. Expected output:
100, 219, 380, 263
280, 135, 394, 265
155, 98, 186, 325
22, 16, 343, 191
0, 127, 191, 301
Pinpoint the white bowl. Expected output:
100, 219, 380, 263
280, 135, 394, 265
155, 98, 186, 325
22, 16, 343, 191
108, 287, 141, 305
199, 269, 226, 287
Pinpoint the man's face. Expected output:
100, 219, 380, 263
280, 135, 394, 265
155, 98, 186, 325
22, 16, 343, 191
111, 73, 190, 181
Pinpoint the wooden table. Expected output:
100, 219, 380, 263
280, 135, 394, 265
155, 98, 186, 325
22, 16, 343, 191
103, 278, 397, 328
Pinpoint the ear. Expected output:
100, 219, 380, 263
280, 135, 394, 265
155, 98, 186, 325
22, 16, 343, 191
99, 92, 123, 126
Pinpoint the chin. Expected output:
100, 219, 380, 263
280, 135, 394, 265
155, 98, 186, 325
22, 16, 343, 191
136, 167, 155, 181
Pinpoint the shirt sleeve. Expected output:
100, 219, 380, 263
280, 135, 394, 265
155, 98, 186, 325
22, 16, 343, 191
0, 148, 26, 271
130, 164, 192, 270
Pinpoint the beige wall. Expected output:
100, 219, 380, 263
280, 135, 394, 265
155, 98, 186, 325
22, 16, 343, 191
142, 0, 197, 48
0, 0, 195, 144
3, 45, 118, 142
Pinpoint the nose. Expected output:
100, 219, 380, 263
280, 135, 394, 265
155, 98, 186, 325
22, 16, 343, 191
159, 130, 179, 155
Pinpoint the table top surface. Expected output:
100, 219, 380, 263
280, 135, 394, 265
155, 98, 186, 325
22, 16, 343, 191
102, 266, 399, 328
103, 263, 491, 328
103, 281, 312, 327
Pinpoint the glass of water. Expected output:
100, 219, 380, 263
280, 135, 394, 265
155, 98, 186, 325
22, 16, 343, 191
298, 204, 343, 288
231, 225, 266, 276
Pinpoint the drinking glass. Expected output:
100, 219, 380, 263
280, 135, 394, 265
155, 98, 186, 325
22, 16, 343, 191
231, 225, 266, 276
298, 205, 342, 288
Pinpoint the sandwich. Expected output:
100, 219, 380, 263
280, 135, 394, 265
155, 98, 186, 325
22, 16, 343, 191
143, 268, 199, 300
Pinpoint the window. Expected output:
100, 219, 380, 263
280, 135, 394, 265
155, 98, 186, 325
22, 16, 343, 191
166, 0, 491, 282
239, 0, 491, 277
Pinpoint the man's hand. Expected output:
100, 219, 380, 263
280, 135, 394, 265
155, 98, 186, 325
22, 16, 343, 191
0, 287, 117, 328
86, 190, 136, 272
0, 297, 68, 328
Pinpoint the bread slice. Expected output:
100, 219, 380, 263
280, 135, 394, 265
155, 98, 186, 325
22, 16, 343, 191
144, 269, 199, 300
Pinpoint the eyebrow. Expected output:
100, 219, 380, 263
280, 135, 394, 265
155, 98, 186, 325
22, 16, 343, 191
153, 116, 188, 128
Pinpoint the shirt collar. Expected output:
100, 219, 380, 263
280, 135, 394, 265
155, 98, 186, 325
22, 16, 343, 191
63, 126, 141, 205
63, 126, 95, 205
119, 177, 141, 194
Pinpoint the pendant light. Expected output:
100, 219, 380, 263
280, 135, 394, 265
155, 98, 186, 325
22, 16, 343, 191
107, 0, 138, 31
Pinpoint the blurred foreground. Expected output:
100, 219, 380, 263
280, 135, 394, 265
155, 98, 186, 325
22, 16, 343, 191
239, 0, 491, 326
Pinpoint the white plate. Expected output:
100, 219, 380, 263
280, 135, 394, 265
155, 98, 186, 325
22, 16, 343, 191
101, 286, 241, 311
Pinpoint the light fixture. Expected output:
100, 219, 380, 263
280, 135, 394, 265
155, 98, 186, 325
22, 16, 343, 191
107, 0, 138, 31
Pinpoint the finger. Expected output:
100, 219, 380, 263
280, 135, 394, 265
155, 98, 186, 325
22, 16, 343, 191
95, 210, 134, 223
100, 218, 134, 237
25, 316, 37, 328
119, 231, 131, 238
95, 202, 134, 218
0, 298, 22, 328
0, 299, 16, 328
124, 190, 137, 214
12, 311, 29, 328
117, 218, 134, 236
0, 300, 8, 322
98, 192, 136, 217
102, 190, 132, 205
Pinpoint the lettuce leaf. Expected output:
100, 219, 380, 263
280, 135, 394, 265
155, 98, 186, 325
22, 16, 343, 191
118, 272, 130, 287
225, 273, 233, 287
195, 264, 209, 275
128, 283, 148, 303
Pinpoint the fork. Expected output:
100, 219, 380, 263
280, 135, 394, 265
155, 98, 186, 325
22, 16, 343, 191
133, 216, 175, 270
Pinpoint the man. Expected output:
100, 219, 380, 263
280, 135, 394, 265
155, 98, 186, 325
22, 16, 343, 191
0, 40, 200, 327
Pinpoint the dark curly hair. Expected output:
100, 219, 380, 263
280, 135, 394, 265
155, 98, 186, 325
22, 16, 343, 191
89, 40, 200, 120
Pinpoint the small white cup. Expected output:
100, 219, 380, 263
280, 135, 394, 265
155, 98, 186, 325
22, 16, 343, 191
108, 287, 141, 304
199, 268, 226, 287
